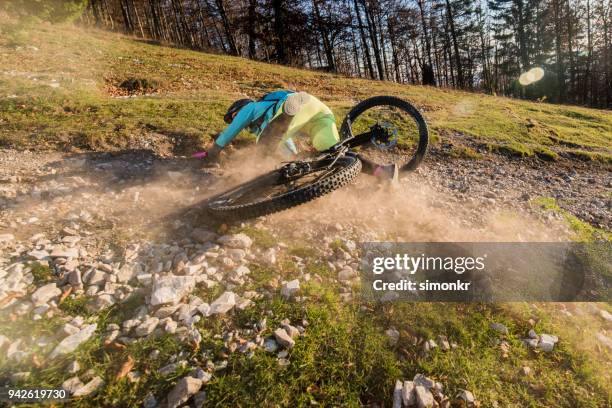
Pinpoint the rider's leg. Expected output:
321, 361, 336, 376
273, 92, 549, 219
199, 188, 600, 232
304, 115, 398, 181
307, 115, 340, 151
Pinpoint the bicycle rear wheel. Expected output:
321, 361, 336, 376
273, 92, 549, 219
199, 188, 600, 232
340, 96, 428, 171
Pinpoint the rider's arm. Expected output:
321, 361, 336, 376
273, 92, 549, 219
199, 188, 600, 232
215, 102, 257, 148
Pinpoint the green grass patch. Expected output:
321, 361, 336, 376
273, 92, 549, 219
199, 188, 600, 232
0, 13, 610, 164
447, 144, 484, 160
288, 245, 319, 260
29, 262, 53, 283
531, 196, 612, 241
58, 295, 91, 316
231, 225, 277, 249
566, 149, 612, 165
487, 142, 533, 158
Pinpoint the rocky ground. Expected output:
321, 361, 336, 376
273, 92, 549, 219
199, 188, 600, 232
0, 146, 611, 407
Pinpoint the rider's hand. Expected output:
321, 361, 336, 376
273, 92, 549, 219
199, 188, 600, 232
201, 143, 223, 167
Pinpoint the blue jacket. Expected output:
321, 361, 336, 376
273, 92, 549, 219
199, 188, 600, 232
215, 90, 294, 148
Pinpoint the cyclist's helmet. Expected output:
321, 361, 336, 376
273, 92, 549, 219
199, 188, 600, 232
224, 98, 253, 124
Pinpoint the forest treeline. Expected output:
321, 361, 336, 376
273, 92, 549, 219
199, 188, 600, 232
4, 1, 611, 108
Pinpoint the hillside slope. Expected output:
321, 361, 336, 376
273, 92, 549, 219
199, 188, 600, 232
1, 15, 611, 163
0, 14, 611, 408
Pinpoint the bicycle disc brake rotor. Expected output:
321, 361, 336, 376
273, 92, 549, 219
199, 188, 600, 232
370, 122, 398, 150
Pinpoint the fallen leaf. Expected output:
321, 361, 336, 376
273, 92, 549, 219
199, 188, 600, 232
105, 341, 126, 350
116, 355, 135, 379
59, 287, 73, 304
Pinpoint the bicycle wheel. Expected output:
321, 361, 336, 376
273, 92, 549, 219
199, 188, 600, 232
340, 96, 428, 171
205, 155, 362, 221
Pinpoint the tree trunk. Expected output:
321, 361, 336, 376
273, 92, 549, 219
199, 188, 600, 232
313, 0, 336, 71
215, 0, 238, 55
353, 0, 375, 79
361, 0, 385, 80
444, 0, 463, 87
272, 0, 287, 64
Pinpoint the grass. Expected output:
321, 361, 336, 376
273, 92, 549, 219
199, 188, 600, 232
446, 144, 485, 160
29, 262, 53, 283
58, 295, 91, 316
230, 225, 277, 249
1, 260, 610, 406
0, 13, 610, 164
531, 196, 612, 242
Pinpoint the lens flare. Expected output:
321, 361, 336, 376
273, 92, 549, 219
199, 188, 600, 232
531, 67, 544, 81
519, 72, 532, 86
519, 67, 544, 86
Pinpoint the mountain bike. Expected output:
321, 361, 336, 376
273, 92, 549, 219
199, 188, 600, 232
205, 96, 428, 221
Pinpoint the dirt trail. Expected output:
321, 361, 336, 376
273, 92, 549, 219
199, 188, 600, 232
1, 146, 607, 243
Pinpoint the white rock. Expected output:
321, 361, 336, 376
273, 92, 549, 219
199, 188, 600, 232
154, 304, 180, 319
217, 233, 252, 249
68, 270, 82, 286
29, 249, 49, 260
522, 338, 538, 348
62, 376, 84, 394
209, 291, 236, 315
150, 275, 196, 306
264, 338, 279, 353
31, 283, 61, 306
67, 360, 80, 374
414, 385, 434, 408
196, 303, 211, 317
262, 248, 277, 265
166, 376, 203, 408
413, 374, 435, 389
134, 317, 159, 337
402, 381, 416, 406
490, 322, 509, 335
538, 334, 558, 352
116, 264, 139, 283
281, 279, 300, 299
596, 332, 612, 350
599, 309, 612, 322
392, 379, 403, 408
50, 324, 97, 358
143, 393, 157, 408
86, 270, 107, 286
164, 319, 178, 334
226, 249, 246, 262
72, 376, 104, 397
282, 323, 300, 338
274, 328, 295, 349
234, 265, 250, 277
385, 328, 400, 346
235, 297, 253, 310
61, 323, 81, 336
50, 247, 79, 259
458, 389, 475, 405
337, 267, 356, 281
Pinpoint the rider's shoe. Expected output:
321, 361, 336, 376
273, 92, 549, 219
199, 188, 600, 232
373, 163, 399, 185
283, 91, 311, 116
